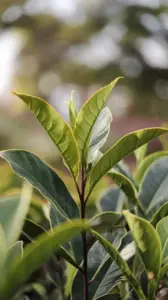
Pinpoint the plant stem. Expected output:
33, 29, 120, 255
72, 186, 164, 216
80, 165, 89, 300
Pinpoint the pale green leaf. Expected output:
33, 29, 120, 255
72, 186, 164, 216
74, 78, 120, 165
123, 211, 161, 281
66, 91, 78, 130
88, 107, 112, 164
156, 217, 168, 264
134, 144, 147, 166
0, 182, 32, 247
88, 128, 168, 197
135, 150, 168, 184
14, 92, 79, 178
0, 150, 80, 226
6, 241, 23, 270
0, 220, 89, 299
0, 225, 6, 274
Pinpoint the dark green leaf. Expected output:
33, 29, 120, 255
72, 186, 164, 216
14, 93, 79, 178
135, 151, 168, 184
138, 156, 168, 217
98, 187, 125, 213
94, 233, 134, 299
91, 229, 146, 300
0, 150, 80, 226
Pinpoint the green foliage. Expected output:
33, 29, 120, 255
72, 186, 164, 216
2, 79, 168, 299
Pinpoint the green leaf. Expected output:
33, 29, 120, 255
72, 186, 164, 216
91, 229, 146, 300
112, 160, 134, 183
74, 78, 120, 165
151, 203, 168, 227
14, 92, 79, 178
57, 246, 83, 272
135, 150, 168, 184
123, 211, 161, 282
93, 233, 134, 299
0, 183, 32, 247
88, 107, 112, 164
66, 91, 78, 130
0, 220, 89, 299
98, 187, 125, 213
156, 217, 168, 264
0, 150, 80, 225
0, 225, 7, 274
107, 171, 140, 208
134, 144, 147, 166
72, 228, 125, 300
138, 156, 168, 217
87, 127, 168, 197
90, 211, 124, 233
5, 241, 23, 271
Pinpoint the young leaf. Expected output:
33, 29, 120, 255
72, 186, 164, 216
135, 150, 168, 184
13, 93, 79, 178
0, 220, 89, 299
0, 150, 80, 225
138, 156, 168, 217
151, 203, 168, 227
0, 182, 32, 247
67, 91, 78, 130
134, 144, 147, 166
88, 107, 112, 164
123, 211, 161, 281
91, 229, 146, 300
87, 127, 168, 197
74, 78, 120, 165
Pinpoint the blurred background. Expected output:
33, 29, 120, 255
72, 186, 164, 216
0, 0, 168, 164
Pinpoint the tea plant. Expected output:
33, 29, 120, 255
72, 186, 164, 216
1, 78, 168, 299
